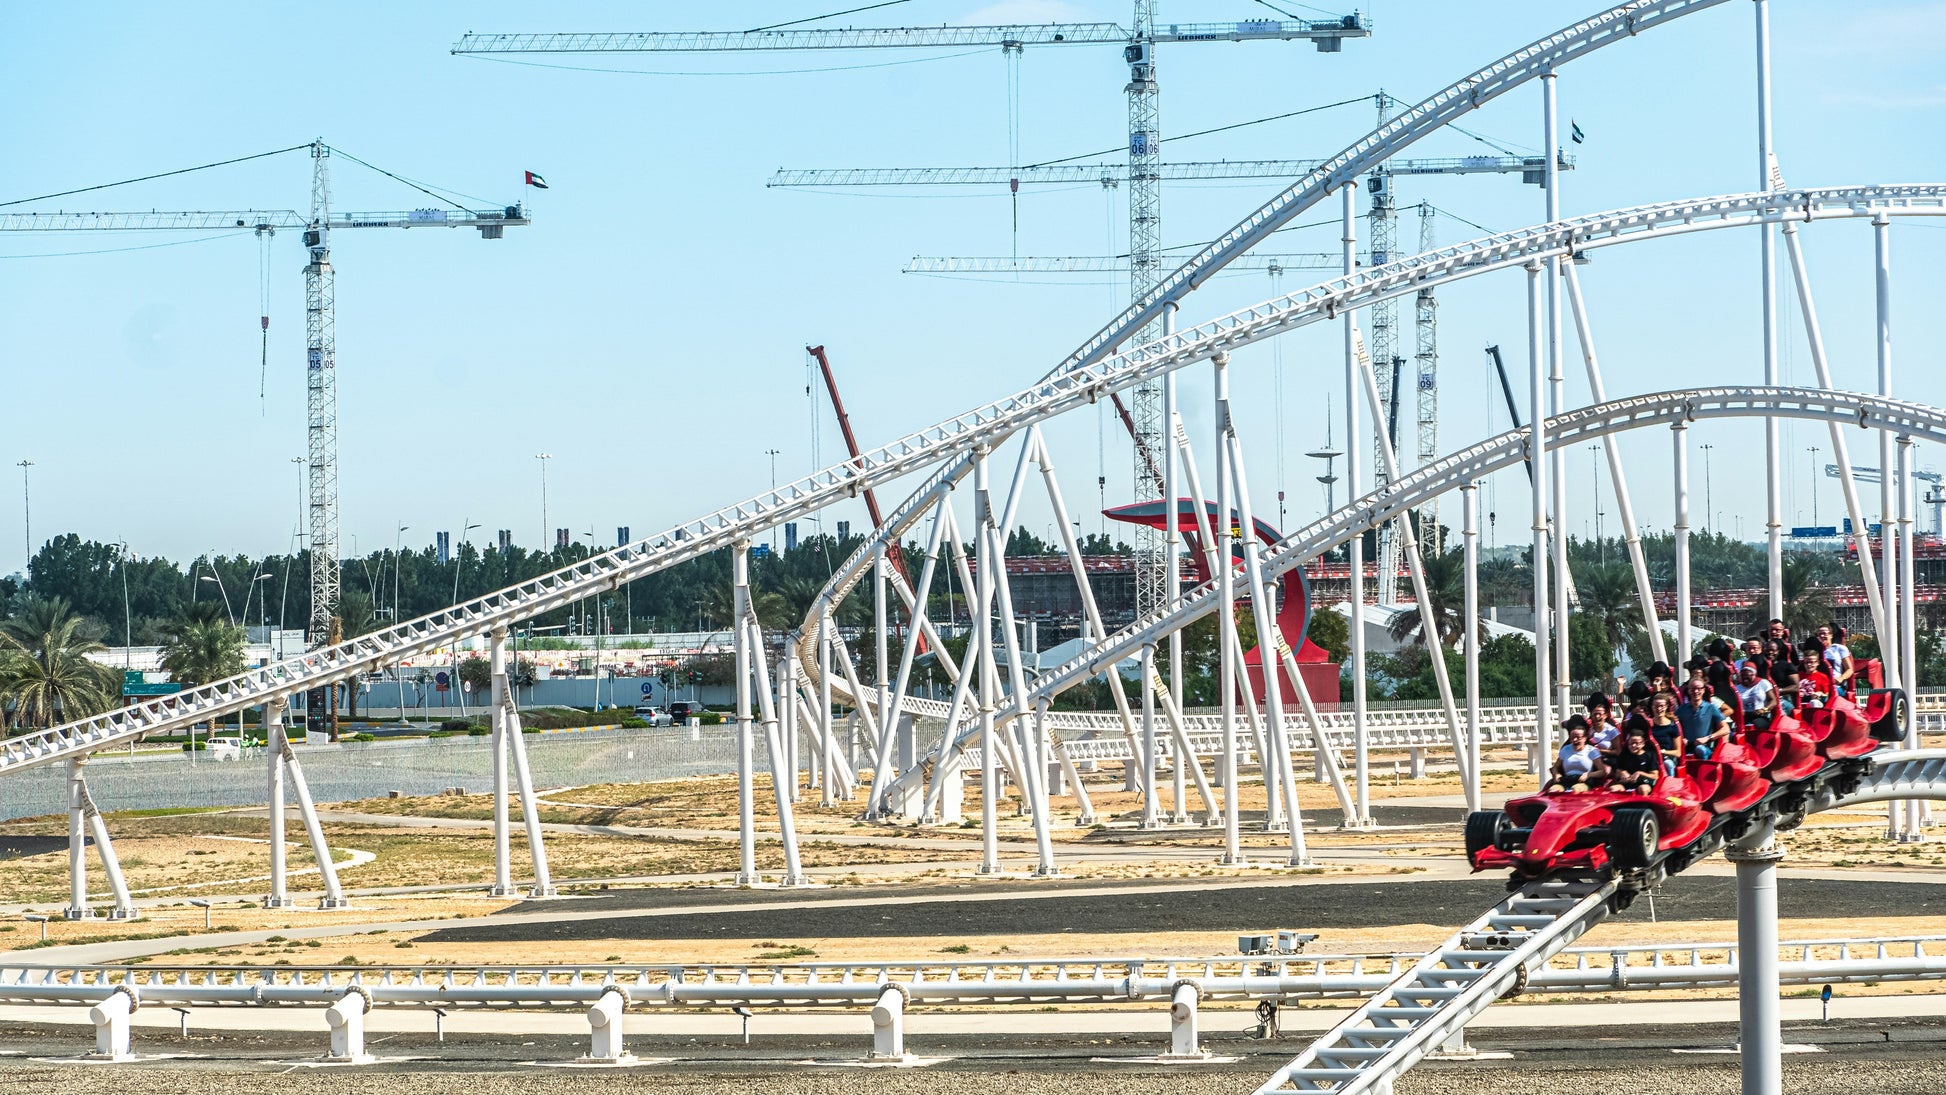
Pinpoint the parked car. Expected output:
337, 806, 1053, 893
667, 701, 703, 723
632, 705, 673, 727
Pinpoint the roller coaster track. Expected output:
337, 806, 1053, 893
1255, 745, 1946, 1094
798, 0, 1742, 672
3, 182, 1939, 785
794, 182, 1946, 692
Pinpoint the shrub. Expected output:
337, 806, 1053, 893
350, 732, 376, 742
440, 719, 471, 733
467, 726, 490, 737
620, 718, 649, 729
699, 711, 725, 726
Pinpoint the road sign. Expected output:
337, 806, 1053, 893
640, 681, 655, 696
122, 671, 182, 698
435, 671, 450, 692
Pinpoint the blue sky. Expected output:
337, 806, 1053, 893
4, 1, 1945, 575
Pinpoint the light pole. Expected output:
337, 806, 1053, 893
1700, 443, 1716, 536
764, 447, 781, 552
1807, 444, 1822, 528
393, 525, 410, 626
534, 453, 553, 550
451, 522, 482, 604
452, 521, 480, 721
1588, 444, 1605, 564
114, 542, 133, 670
16, 459, 32, 564
199, 569, 236, 626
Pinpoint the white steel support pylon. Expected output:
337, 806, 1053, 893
304, 139, 340, 646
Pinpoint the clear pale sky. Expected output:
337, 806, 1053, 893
4, 1, 1944, 576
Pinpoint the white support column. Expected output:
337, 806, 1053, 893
501, 702, 555, 897
747, 615, 809, 884
488, 628, 514, 897
1757, 0, 1784, 621
1674, 422, 1693, 667
1352, 322, 1471, 794
1875, 215, 1903, 792
1230, 437, 1308, 864
1163, 302, 1184, 723
871, 501, 948, 817
817, 614, 835, 805
974, 445, 1001, 874
1730, 830, 1783, 1095
265, 695, 296, 908
872, 984, 910, 1061
324, 988, 374, 1064
86, 987, 136, 1061
585, 987, 634, 1064
780, 647, 800, 805
282, 746, 348, 908
64, 757, 90, 920
1462, 482, 1483, 813
1214, 350, 1242, 864
1526, 260, 1554, 771
1342, 183, 1371, 829
1165, 980, 1208, 1060
1781, 222, 1888, 635
1029, 701, 1060, 875
873, 548, 890, 772
1899, 434, 1922, 842
1140, 642, 1160, 828
1562, 263, 1666, 665
734, 539, 760, 885
80, 782, 133, 920
1542, 66, 1572, 730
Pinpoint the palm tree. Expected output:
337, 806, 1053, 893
1576, 562, 1643, 663
1744, 555, 1835, 638
0, 597, 119, 730
158, 613, 247, 688
1385, 547, 1477, 651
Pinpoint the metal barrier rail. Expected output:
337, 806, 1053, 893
8, 935, 1945, 1009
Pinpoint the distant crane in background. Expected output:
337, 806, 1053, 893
0, 139, 529, 645
1824, 463, 1946, 537
452, 4, 1369, 623
849, 144, 1568, 594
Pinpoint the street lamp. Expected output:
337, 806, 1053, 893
1700, 443, 1716, 536
189, 898, 212, 930
16, 459, 33, 564
764, 447, 781, 553
23, 913, 48, 942
393, 525, 410, 625
114, 541, 133, 669
199, 569, 236, 626
535, 454, 553, 549
1807, 444, 1822, 528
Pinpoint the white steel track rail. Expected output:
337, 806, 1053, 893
794, 184, 1946, 704
0, 187, 1932, 785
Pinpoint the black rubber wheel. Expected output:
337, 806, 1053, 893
1465, 810, 1512, 858
1607, 805, 1660, 872
1869, 689, 1909, 742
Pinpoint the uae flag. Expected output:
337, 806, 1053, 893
524, 170, 549, 189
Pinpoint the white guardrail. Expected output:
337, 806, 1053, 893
7, 935, 1943, 1008
9, 935, 1944, 1063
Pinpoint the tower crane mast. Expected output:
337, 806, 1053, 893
0, 139, 530, 644
453, 7, 1369, 622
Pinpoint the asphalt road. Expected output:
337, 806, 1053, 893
417, 872, 1946, 945
6, 1015, 1946, 1093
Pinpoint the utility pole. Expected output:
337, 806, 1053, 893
535, 454, 552, 551
1700, 443, 1715, 535
1808, 444, 1821, 527
15, 459, 31, 564
765, 448, 781, 553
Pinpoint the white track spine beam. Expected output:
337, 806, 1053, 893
1256, 878, 1617, 1094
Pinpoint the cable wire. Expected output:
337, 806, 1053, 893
0, 230, 250, 259
326, 146, 471, 212
746, 0, 914, 33
1024, 95, 1371, 168
0, 145, 311, 209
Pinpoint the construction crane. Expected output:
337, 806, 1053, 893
1824, 463, 1946, 537
885, 149, 1564, 595
771, 154, 1564, 189
453, 6, 1370, 624
0, 140, 530, 645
